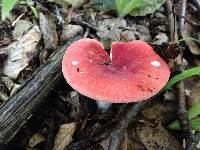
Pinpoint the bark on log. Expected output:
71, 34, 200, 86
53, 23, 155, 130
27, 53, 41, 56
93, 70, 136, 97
0, 35, 82, 144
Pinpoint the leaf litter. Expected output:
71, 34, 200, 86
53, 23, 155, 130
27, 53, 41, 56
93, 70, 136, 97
0, 0, 200, 149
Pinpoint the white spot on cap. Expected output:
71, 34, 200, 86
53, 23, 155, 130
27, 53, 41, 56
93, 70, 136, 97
142, 80, 146, 82
80, 71, 84, 74
151, 61, 160, 67
89, 60, 92, 63
72, 61, 78, 65
122, 78, 126, 80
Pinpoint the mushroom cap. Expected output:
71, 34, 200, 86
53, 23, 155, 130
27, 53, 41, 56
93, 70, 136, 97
62, 38, 170, 103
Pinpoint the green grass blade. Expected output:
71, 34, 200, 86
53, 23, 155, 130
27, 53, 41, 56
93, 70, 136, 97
29, 5, 38, 19
168, 101, 200, 130
168, 118, 200, 131
160, 66, 200, 93
188, 101, 200, 119
2, 0, 18, 20
168, 120, 180, 130
190, 118, 200, 130
119, 0, 141, 18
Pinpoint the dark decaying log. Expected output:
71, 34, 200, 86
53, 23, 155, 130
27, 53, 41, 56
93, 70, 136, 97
0, 35, 82, 145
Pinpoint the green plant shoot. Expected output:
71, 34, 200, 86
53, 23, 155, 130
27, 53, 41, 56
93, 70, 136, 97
160, 66, 200, 93
2, 0, 18, 20
168, 101, 200, 130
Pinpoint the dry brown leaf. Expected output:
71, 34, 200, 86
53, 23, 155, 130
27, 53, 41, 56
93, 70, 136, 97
39, 11, 58, 50
121, 135, 145, 150
136, 122, 182, 150
185, 76, 200, 106
182, 14, 200, 55
67, 91, 80, 119
2, 26, 41, 79
28, 133, 45, 148
53, 122, 76, 150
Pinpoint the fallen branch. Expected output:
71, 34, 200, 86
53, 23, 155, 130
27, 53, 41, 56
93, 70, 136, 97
0, 35, 82, 145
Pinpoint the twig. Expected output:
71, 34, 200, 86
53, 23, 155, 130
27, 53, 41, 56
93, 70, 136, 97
179, 0, 187, 34
71, 20, 97, 32
166, 0, 178, 41
175, 13, 200, 27
176, 81, 190, 148
166, 0, 190, 147
12, 13, 25, 26
107, 101, 147, 149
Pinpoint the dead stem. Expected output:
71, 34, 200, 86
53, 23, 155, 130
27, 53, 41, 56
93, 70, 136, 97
177, 81, 190, 148
107, 101, 147, 149
166, 0, 178, 41
179, 0, 187, 34
166, 0, 190, 147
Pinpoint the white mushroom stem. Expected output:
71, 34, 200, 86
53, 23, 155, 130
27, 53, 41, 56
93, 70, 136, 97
96, 101, 112, 112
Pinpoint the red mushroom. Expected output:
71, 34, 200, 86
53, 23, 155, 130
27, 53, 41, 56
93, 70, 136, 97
62, 38, 170, 104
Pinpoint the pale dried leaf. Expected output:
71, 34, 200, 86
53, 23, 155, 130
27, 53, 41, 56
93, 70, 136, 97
61, 24, 83, 41
3, 26, 41, 79
96, 18, 151, 49
39, 12, 58, 50
53, 123, 76, 150
48, 0, 86, 9
0, 91, 9, 101
152, 32, 169, 45
1, 76, 14, 91
10, 83, 20, 96
67, 91, 80, 119
12, 20, 33, 40
28, 133, 45, 148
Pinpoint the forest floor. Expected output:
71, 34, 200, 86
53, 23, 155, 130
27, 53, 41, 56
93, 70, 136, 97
0, 0, 200, 149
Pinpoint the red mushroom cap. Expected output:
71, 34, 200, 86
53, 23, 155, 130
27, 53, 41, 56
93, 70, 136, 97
62, 38, 170, 103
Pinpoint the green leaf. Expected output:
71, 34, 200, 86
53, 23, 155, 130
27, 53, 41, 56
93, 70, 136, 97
168, 120, 180, 130
119, 0, 141, 18
190, 118, 200, 130
91, 0, 166, 17
160, 66, 200, 93
129, 0, 166, 16
168, 118, 200, 131
188, 102, 200, 120
2, 0, 18, 20
168, 101, 200, 130
115, 0, 129, 16
90, 0, 116, 12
